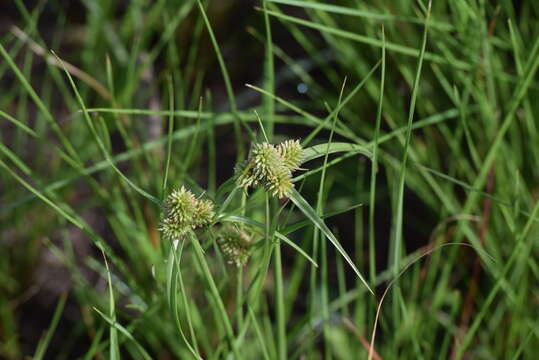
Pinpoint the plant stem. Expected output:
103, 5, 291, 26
190, 234, 241, 359
274, 236, 286, 360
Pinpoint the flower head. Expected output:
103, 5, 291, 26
277, 139, 304, 171
266, 163, 293, 198
160, 186, 214, 240
251, 142, 282, 182
193, 199, 215, 227
217, 226, 253, 267
235, 140, 304, 198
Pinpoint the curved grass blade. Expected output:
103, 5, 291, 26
4, 106, 460, 215
0, 42, 79, 161
166, 242, 202, 359
0, 142, 32, 175
195, 0, 251, 156
0, 109, 37, 137
220, 215, 318, 268
260, 8, 470, 70
52, 51, 161, 206
287, 188, 373, 294
281, 202, 363, 235
101, 250, 120, 360
0, 158, 83, 228
302, 142, 372, 163
266, 0, 453, 31
93, 308, 153, 360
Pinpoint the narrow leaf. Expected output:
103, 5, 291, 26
288, 188, 373, 294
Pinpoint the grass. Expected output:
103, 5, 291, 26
1, 0, 539, 359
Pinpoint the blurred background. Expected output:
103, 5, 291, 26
1, 0, 539, 359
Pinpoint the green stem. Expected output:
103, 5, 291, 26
368, 26, 386, 285
274, 238, 286, 360
236, 266, 244, 330
190, 234, 241, 359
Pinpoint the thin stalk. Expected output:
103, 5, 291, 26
262, 0, 275, 139
190, 234, 241, 359
368, 26, 385, 284
274, 236, 286, 360
162, 75, 174, 194
195, 0, 254, 159
320, 79, 347, 359
236, 190, 248, 329
391, 1, 431, 325
266, 194, 286, 360
236, 266, 244, 330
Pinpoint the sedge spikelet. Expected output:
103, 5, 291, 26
160, 186, 215, 240
217, 226, 253, 267
277, 139, 304, 170
235, 140, 304, 198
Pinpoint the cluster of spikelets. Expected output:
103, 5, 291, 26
236, 140, 304, 198
160, 186, 214, 240
217, 225, 254, 267
159, 140, 302, 265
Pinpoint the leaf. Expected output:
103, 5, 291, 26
287, 188, 373, 295
33, 294, 67, 360
93, 308, 154, 360
220, 215, 318, 268
166, 242, 201, 359
102, 250, 120, 360
265, 0, 454, 31
281, 202, 363, 235
302, 142, 372, 163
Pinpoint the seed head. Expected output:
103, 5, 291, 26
194, 199, 215, 227
251, 142, 282, 182
235, 140, 304, 198
277, 139, 304, 171
160, 186, 215, 240
217, 226, 253, 267
266, 164, 293, 198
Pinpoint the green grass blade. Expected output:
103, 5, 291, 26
162, 76, 175, 194
195, 0, 249, 157
0, 158, 83, 228
281, 203, 363, 235
189, 233, 242, 359
260, 8, 469, 70
302, 142, 372, 163
52, 51, 161, 206
166, 242, 201, 359
32, 294, 67, 360
288, 187, 373, 295
0, 109, 37, 137
101, 250, 120, 360
266, 0, 453, 31
390, 0, 431, 322
248, 307, 271, 360
93, 308, 153, 360
262, 0, 275, 139
0, 142, 32, 175
0, 42, 79, 161
315, 78, 346, 359
368, 25, 386, 284
220, 215, 318, 267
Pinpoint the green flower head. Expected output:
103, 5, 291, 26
160, 186, 214, 240
217, 226, 253, 267
277, 139, 304, 171
235, 140, 304, 198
